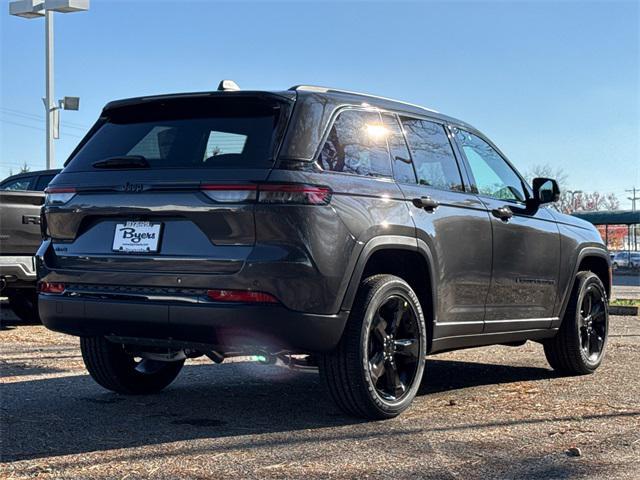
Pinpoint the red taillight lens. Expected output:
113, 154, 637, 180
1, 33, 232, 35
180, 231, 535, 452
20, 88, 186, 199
200, 183, 331, 205
38, 282, 66, 294
44, 187, 76, 206
258, 184, 332, 205
206, 289, 279, 304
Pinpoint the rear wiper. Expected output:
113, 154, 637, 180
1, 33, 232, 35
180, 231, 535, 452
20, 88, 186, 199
92, 156, 150, 169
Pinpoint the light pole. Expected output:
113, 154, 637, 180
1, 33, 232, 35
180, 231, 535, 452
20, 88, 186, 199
9, 0, 89, 170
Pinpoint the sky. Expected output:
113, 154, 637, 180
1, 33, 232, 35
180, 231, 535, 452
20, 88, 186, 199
1, 0, 638, 207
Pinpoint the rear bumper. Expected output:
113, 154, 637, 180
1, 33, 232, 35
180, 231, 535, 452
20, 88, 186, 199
0, 256, 36, 283
39, 294, 348, 353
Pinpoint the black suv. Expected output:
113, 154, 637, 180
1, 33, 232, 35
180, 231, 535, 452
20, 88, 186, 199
38, 83, 611, 419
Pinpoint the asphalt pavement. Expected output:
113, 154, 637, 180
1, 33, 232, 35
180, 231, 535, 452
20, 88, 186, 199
1, 312, 638, 479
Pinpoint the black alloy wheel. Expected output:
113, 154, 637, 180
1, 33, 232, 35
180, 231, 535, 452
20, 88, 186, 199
578, 282, 607, 363
544, 271, 609, 375
367, 295, 421, 402
320, 274, 426, 419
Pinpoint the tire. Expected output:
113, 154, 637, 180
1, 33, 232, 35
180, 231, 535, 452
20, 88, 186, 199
319, 274, 427, 419
80, 336, 184, 394
7, 289, 40, 324
544, 271, 609, 375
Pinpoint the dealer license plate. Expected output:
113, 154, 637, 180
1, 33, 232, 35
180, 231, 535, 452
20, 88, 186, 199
112, 221, 162, 253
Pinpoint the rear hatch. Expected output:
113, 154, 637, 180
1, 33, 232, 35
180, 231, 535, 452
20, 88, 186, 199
44, 92, 293, 275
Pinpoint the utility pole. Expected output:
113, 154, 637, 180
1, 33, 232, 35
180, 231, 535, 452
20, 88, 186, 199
45, 8, 54, 169
9, 0, 88, 170
626, 187, 639, 212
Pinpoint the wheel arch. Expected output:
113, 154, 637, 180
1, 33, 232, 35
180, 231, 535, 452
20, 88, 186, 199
558, 247, 611, 321
340, 236, 437, 351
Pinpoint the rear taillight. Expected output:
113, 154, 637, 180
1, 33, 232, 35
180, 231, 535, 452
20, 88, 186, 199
206, 289, 279, 304
200, 183, 331, 205
38, 282, 66, 294
44, 187, 76, 206
258, 184, 332, 205
200, 185, 257, 203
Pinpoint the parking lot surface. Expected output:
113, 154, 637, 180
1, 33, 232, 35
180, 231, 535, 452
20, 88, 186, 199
1, 312, 639, 479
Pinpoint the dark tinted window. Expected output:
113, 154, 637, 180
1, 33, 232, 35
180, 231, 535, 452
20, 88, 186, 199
66, 97, 283, 171
319, 110, 392, 177
382, 114, 415, 184
455, 129, 526, 202
400, 118, 463, 191
35, 174, 56, 191
1, 177, 34, 191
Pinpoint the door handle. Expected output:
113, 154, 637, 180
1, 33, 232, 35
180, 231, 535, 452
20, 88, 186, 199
412, 196, 439, 212
492, 206, 514, 221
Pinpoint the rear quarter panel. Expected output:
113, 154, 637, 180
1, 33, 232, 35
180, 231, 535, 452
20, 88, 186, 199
265, 168, 415, 314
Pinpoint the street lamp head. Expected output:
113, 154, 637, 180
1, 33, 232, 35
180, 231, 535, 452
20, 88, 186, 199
10, 0, 89, 17
60, 96, 79, 110
44, 0, 89, 13
9, 0, 45, 18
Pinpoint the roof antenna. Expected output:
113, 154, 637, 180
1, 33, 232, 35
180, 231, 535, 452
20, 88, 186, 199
217, 80, 240, 92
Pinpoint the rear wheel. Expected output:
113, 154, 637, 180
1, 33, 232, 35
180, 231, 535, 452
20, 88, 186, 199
319, 274, 426, 419
544, 271, 608, 375
80, 336, 184, 394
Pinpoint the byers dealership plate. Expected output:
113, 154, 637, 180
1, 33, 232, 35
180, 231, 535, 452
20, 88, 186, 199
112, 221, 162, 253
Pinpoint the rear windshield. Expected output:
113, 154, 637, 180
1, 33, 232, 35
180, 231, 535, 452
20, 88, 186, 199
65, 96, 286, 171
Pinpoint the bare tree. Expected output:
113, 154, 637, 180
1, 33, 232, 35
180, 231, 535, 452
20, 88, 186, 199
524, 164, 619, 213
523, 164, 569, 189
19, 162, 30, 174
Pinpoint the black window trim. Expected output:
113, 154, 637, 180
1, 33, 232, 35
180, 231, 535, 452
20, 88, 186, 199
380, 112, 418, 185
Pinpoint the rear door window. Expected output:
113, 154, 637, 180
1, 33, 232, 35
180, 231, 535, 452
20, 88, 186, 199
65, 97, 285, 171
35, 174, 56, 191
319, 109, 392, 177
1, 176, 34, 190
400, 118, 464, 191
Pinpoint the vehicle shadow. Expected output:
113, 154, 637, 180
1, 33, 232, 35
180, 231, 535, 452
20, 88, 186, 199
2, 358, 556, 462
420, 358, 555, 394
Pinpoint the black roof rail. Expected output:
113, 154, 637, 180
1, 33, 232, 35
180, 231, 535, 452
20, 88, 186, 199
289, 85, 438, 113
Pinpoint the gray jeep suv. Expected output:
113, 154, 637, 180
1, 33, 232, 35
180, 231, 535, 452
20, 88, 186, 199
38, 83, 611, 419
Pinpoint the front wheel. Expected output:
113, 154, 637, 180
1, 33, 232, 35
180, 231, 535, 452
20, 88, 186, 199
544, 271, 608, 375
80, 336, 184, 394
319, 274, 426, 419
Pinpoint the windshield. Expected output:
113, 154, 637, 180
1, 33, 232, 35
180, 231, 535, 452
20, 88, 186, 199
65, 96, 286, 171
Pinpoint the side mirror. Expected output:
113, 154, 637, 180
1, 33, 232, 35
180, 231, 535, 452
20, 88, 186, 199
532, 177, 560, 205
